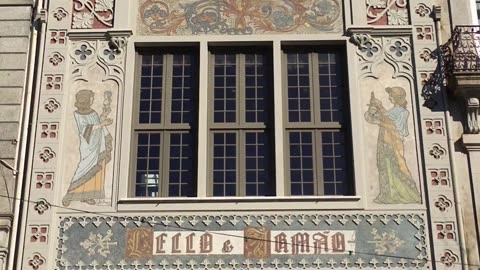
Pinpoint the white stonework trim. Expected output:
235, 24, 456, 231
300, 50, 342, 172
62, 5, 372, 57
347, 26, 414, 36
114, 197, 365, 212
470, 0, 479, 24
0, 0, 33, 6
442, 75, 469, 269
197, 41, 209, 197
12, 12, 46, 270
273, 40, 285, 196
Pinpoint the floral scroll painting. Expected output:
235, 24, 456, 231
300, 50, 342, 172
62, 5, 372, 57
137, 0, 342, 35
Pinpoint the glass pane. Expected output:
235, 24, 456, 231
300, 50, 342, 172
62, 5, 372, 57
289, 131, 314, 195
321, 131, 348, 195
245, 53, 269, 123
244, 132, 274, 196
139, 54, 163, 124
171, 53, 196, 124
317, 52, 344, 124
213, 54, 236, 123
135, 133, 161, 197
213, 133, 237, 196
286, 53, 311, 123
168, 133, 195, 197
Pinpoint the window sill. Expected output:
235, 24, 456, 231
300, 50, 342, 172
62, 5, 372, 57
117, 196, 363, 212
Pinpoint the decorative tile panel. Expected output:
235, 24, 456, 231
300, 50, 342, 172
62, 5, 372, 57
72, 0, 115, 29
366, 0, 410, 25
56, 214, 429, 269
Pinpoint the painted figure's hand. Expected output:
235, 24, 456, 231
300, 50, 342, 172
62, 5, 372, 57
101, 118, 113, 126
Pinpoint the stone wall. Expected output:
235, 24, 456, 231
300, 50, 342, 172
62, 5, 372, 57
0, 1, 33, 270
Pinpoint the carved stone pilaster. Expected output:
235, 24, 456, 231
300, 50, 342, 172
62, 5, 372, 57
0, 218, 11, 270
0, 251, 5, 270
467, 97, 480, 134
450, 73, 480, 134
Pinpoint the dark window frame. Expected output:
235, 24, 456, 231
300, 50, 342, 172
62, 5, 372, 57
282, 46, 354, 196
131, 47, 200, 197
207, 46, 276, 197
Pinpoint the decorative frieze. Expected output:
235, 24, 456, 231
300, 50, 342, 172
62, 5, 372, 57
48, 52, 65, 67
435, 223, 456, 241
72, 0, 115, 29
366, 0, 410, 25
415, 26, 434, 41
56, 214, 429, 269
35, 172, 54, 190
39, 123, 59, 139
45, 74, 63, 92
38, 147, 56, 163
424, 118, 444, 135
138, 0, 342, 35
52, 7, 68, 22
49, 30, 67, 45
439, 250, 459, 268
43, 98, 60, 114
428, 144, 447, 160
414, 3, 431, 18
429, 169, 450, 187
33, 199, 50, 215
27, 253, 46, 270
30, 226, 49, 243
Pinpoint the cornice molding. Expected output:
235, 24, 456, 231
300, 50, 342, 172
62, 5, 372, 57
347, 26, 413, 36
462, 134, 480, 151
0, 0, 33, 6
67, 29, 133, 41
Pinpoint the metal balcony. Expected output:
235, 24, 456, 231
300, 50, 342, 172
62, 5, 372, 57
453, 25, 480, 73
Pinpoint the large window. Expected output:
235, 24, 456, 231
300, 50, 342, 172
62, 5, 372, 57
209, 48, 275, 196
284, 47, 352, 196
132, 48, 199, 197
131, 44, 353, 198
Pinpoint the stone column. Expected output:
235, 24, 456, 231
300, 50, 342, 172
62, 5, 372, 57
0, 218, 11, 270
462, 134, 480, 260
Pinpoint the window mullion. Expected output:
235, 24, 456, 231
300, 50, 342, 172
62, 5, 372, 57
276, 43, 287, 196
237, 54, 245, 126
311, 52, 321, 126
238, 131, 245, 196
315, 130, 324, 196
163, 54, 173, 126
197, 42, 209, 197
161, 131, 170, 197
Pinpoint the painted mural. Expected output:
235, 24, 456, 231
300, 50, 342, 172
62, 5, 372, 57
62, 90, 114, 206
56, 213, 429, 269
137, 0, 342, 35
364, 87, 421, 204
62, 62, 119, 207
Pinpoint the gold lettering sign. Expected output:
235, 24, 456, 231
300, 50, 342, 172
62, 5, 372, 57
126, 228, 154, 259
244, 227, 271, 259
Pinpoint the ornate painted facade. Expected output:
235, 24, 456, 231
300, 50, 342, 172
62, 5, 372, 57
1, 0, 480, 270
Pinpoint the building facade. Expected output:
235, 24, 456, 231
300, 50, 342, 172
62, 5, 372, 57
1, 0, 480, 269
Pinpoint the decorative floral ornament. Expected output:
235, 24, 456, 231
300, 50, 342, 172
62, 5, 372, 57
34, 199, 50, 215
366, 0, 409, 25
49, 52, 64, 66
72, 0, 115, 29
80, 230, 118, 257
53, 7, 68, 21
28, 253, 46, 270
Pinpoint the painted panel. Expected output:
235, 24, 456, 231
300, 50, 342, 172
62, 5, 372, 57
137, 0, 342, 35
351, 35, 422, 206
56, 214, 429, 268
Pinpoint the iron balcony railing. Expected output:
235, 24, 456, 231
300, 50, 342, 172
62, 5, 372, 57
453, 25, 480, 72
